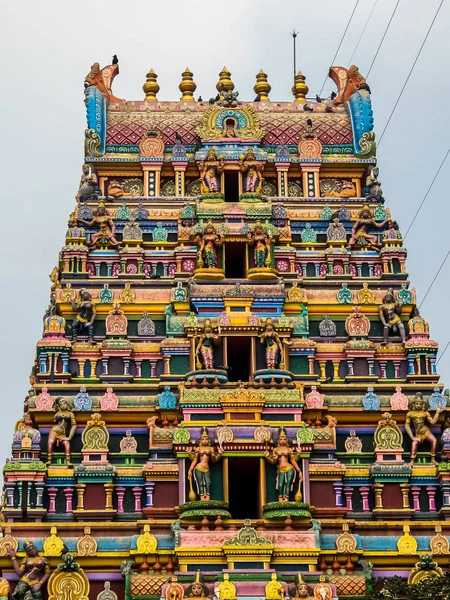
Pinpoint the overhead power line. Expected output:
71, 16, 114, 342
319, 0, 360, 96
378, 0, 446, 145
418, 248, 450, 309
404, 146, 450, 241
436, 339, 450, 365
348, 0, 379, 66
366, 0, 401, 79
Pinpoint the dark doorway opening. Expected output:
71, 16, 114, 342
225, 243, 246, 279
228, 457, 260, 519
227, 336, 251, 382
224, 170, 240, 202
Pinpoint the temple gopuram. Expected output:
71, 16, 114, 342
1, 59, 449, 600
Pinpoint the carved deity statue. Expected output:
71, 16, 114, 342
365, 166, 384, 203
71, 289, 96, 342
77, 163, 99, 201
222, 117, 238, 138
239, 149, 263, 193
195, 319, 221, 370
188, 428, 224, 501
195, 222, 223, 269
47, 397, 77, 466
13, 413, 41, 447
264, 427, 302, 502
198, 149, 224, 194
346, 206, 387, 250
405, 392, 443, 465
78, 200, 120, 247
186, 571, 210, 600
289, 574, 314, 600
260, 319, 284, 369
247, 221, 272, 268
379, 288, 406, 344
8, 541, 51, 600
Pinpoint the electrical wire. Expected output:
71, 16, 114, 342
348, 0, 379, 66
378, 0, 446, 145
366, 0, 401, 79
436, 339, 450, 365
418, 248, 450, 309
403, 146, 450, 241
319, 0, 360, 96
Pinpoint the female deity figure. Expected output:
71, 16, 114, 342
405, 392, 443, 465
379, 288, 406, 344
346, 206, 387, 250
78, 200, 120, 247
71, 289, 96, 342
247, 221, 271, 268
195, 222, 223, 269
260, 319, 284, 369
188, 428, 224, 501
47, 397, 77, 466
264, 428, 302, 502
195, 319, 221, 370
186, 571, 210, 600
77, 163, 99, 201
198, 149, 224, 194
240, 149, 263, 193
8, 542, 51, 600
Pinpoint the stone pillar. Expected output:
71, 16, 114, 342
379, 360, 387, 379
347, 359, 354, 376
133, 486, 142, 512
393, 360, 401, 379
173, 163, 188, 196
123, 358, 130, 376
426, 486, 437, 512
35, 483, 45, 508
318, 360, 326, 380
102, 357, 109, 375
301, 166, 320, 198
163, 356, 171, 375
48, 487, 58, 514
308, 356, 315, 376
407, 356, 415, 375
411, 485, 421, 512
367, 358, 375, 377
6, 483, 15, 508
142, 162, 163, 197
145, 482, 155, 507
400, 483, 410, 509
343, 486, 353, 511
373, 483, 384, 509
360, 486, 370, 512
61, 354, 70, 375
301, 458, 310, 504
39, 353, 48, 374
78, 359, 86, 378
64, 487, 74, 514
150, 360, 158, 378
333, 482, 344, 507
275, 164, 290, 197
135, 360, 142, 378
75, 483, 86, 510
116, 486, 126, 514
333, 361, 340, 380
441, 481, 450, 507
104, 483, 114, 510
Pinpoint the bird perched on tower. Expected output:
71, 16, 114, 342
112, 55, 119, 65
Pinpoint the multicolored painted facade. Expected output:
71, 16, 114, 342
1, 60, 449, 600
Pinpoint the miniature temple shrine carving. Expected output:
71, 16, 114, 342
1, 59, 449, 600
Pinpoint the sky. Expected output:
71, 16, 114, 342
1, 0, 449, 462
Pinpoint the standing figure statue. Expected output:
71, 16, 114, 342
247, 221, 272, 268
77, 163, 100, 201
346, 206, 387, 250
47, 397, 77, 466
264, 427, 302, 502
195, 222, 223, 269
71, 289, 96, 342
8, 541, 51, 600
260, 318, 284, 369
188, 427, 224, 501
240, 149, 263, 193
364, 166, 384, 203
195, 319, 221, 370
405, 392, 443, 465
198, 149, 224, 194
379, 288, 406, 344
78, 200, 120, 247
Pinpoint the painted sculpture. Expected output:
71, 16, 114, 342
186, 571, 210, 600
195, 319, 221, 369
195, 222, 223, 269
188, 428, 224, 501
78, 201, 120, 247
198, 149, 224, 194
240, 149, 263, 193
260, 319, 284, 369
346, 206, 386, 250
77, 164, 99, 201
47, 397, 77, 466
379, 288, 406, 344
264, 427, 302, 502
71, 289, 96, 342
405, 393, 443, 465
289, 575, 314, 600
8, 541, 51, 600
247, 221, 272, 268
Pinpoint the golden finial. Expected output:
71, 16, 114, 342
179, 67, 197, 102
253, 69, 271, 102
143, 68, 159, 101
216, 67, 234, 93
292, 71, 309, 103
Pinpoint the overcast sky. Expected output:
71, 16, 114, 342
1, 0, 449, 462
